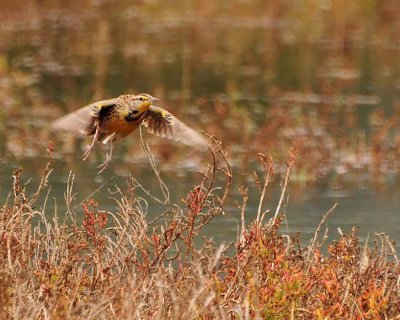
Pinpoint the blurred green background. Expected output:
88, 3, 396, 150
1, 0, 400, 244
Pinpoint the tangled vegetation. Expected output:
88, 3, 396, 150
0, 140, 399, 320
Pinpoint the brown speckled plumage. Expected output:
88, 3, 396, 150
52, 93, 209, 172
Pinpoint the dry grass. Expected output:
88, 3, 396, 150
1, 141, 400, 319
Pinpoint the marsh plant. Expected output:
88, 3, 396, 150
0, 139, 399, 319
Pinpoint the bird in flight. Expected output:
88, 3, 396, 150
52, 93, 209, 172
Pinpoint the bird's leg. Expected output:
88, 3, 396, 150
83, 125, 100, 162
97, 133, 115, 174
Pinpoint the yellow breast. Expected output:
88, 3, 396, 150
103, 118, 138, 135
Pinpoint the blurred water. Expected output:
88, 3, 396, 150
1, 1, 400, 246
2, 154, 399, 247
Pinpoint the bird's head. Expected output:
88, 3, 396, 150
119, 93, 159, 118
130, 93, 159, 114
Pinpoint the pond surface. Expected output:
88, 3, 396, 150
1, 1, 400, 246
3, 153, 399, 248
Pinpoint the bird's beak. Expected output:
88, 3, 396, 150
149, 96, 159, 102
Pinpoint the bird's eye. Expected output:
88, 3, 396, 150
139, 97, 144, 101
132, 110, 139, 114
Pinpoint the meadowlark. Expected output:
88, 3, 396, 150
52, 93, 209, 172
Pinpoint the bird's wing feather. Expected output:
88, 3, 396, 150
142, 106, 209, 150
51, 98, 117, 135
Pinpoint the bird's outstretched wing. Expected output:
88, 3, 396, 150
51, 98, 117, 135
142, 105, 209, 151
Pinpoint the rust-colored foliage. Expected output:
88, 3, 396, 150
82, 199, 107, 239
1, 147, 400, 319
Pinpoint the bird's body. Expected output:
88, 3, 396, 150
88, 95, 148, 141
52, 93, 209, 172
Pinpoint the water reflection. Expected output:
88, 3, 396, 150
1, 0, 400, 244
